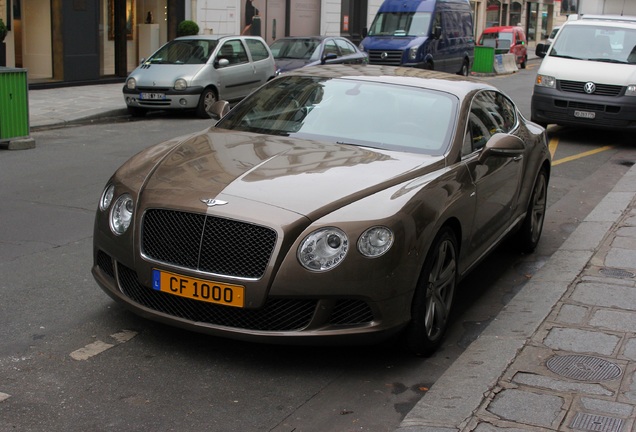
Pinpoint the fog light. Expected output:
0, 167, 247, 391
179, 98, 188, 106
126, 97, 133, 104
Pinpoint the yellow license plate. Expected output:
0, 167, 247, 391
152, 269, 244, 308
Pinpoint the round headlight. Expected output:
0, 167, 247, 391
174, 78, 187, 90
126, 78, 136, 90
358, 226, 394, 257
100, 184, 115, 211
109, 194, 134, 235
298, 228, 348, 271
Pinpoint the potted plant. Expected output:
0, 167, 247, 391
177, 20, 199, 37
0, 19, 7, 43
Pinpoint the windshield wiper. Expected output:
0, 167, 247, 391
587, 58, 628, 64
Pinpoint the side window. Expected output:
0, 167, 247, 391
217, 40, 249, 66
323, 40, 338, 57
335, 38, 356, 55
246, 38, 270, 61
463, 91, 518, 155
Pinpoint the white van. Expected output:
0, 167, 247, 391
531, 15, 636, 130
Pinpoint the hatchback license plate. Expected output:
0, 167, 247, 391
152, 269, 244, 307
140, 92, 165, 100
574, 110, 596, 119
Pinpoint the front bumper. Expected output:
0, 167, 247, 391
123, 86, 204, 111
531, 85, 636, 130
92, 249, 412, 345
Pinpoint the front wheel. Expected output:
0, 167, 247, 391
196, 88, 218, 119
520, 55, 527, 69
515, 169, 548, 253
458, 59, 470, 76
403, 227, 458, 356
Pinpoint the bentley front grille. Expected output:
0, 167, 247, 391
142, 209, 277, 279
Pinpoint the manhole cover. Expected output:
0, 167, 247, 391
546, 355, 622, 381
570, 412, 624, 432
599, 267, 635, 279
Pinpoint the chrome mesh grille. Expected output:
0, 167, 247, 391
142, 209, 277, 279
117, 263, 318, 331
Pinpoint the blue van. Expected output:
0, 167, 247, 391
359, 0, 475, 75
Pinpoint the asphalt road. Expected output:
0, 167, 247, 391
1, 67, 636, 431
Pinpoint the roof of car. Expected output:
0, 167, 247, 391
173, 35, 265, 41
283, 64, 494, 99
566, 14, 636, 27
482, 26, 523, 33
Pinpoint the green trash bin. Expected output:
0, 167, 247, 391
472, 46, 495, 74
0, 67, 30, 141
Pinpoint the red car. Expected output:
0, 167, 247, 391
478, 26, 528, 69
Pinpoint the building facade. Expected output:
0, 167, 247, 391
0, 0, 185, 85
0, 0, 633, 86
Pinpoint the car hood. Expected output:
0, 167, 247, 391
130, 63, 206, 87
134, 129, 444, 220
540, 56, 636, 84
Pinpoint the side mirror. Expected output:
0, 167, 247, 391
321, 53, 338, 65
478, 133, 525, 164
215, 58, 230, 68
210, 100, 230, 120
535, 43, 549, 58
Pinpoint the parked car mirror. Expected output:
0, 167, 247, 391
535, 43, 550, 58
215, 58, 230, 68
478, 133, 525, 164
210, 100, 230, 120
321, 53, 338, 65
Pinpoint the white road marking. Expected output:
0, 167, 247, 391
70, 330, 138, 361
0, 392, 11, 402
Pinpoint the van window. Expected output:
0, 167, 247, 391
549, 25, 636, 64
368, 11, 432, 37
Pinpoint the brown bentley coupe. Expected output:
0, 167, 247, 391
92, 64, 550, 355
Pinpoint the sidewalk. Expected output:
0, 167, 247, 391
21, 75, 636, 432
397, 165, 636, 431
28, 82, 127, 131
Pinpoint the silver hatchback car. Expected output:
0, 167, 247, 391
123, 35, 276, 118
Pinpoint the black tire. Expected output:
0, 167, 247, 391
403, 227, 458, 356
196, 87, 218, 119
520, 55, 527, 69
127, 106, 147, 117
458, 59, 470, 76
515, 169, 548, 253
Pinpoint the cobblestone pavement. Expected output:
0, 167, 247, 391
397, 165, 636, 431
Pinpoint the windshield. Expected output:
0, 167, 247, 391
146, 39, 218, 65
216, 75, 457, 155
270, 39, 321, 60
549, 24, 636, 64
368, 12, 432, 37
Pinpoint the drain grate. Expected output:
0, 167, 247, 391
546, 355, 622, 382
599, 267, 635, 279
570, 412, 624, 432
